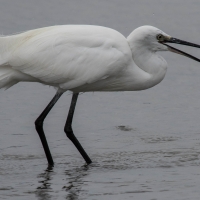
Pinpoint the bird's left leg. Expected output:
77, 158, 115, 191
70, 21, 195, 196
35, 90, 63, 166
64, 93, 92, 164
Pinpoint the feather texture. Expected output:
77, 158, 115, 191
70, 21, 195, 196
0, 25, 169, 91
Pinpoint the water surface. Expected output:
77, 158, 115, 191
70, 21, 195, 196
0, 0, 200, 199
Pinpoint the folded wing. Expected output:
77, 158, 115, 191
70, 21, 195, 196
8, 25, 132, 90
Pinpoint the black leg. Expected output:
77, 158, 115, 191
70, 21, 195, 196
64, 93, 92, 164
35, 91, 63, 166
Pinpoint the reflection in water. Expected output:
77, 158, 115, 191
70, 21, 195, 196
35, 166, 54, 200
64, 164, 90, 200
34, 164, 90, 200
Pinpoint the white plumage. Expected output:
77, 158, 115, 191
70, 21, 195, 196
0, 25, 170, 92
1, 25, 200, 166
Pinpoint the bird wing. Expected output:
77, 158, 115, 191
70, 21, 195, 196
8, 25, 132, 90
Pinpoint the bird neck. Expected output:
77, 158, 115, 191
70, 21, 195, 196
127, 39, 168, 90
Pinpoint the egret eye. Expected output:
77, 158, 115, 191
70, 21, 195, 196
157, 34, 164, 41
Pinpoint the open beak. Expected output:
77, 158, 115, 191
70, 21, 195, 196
162, 37, 200, 62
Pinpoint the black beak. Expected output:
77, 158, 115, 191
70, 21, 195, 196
163, 37, 200, 62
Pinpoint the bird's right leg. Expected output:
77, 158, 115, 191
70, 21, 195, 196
35, 91, 63, 166
64, 93, 92, 164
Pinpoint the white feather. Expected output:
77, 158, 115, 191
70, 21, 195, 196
0, 25, 169, 91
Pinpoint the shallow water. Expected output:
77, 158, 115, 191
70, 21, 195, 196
1, 0, 200, 199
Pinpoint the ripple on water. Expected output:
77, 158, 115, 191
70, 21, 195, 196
89, 149, 200, 170
116, 125, 134, 132
0, 187, 14, 190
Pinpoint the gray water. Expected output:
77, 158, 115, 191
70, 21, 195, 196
0, 0, 200, 199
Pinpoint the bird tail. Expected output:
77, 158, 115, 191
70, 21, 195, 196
0, 36, 38, 89
0, 36, 17, 89
0, 65, 18, 89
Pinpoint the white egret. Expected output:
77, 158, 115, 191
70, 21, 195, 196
0, 25, 200, 166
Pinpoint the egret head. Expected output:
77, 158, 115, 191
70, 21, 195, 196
128, 26, 170, 51
128, 25, 200, 62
